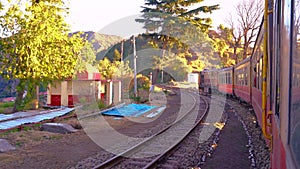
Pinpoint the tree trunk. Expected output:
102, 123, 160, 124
243, 35, 248, 59
233, 45, 238, 64
13, 82, 25, 112
36, 85, 39, 109
152, 69, 159, 85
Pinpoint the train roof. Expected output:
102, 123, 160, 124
201, 68, 219, 73
218, 66, 233, 72
250, 17, 264, 61
234, 57, 251, 68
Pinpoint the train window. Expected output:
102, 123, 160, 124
220, 74, 223, 84
259, 58, 263, 90
226, 73, 229, 84
256, 62, 260, 88
226, 73, 228, 84
222, 73, 224, 84
290, 0, 300, 167
274, 0, 281, 118
253, 66, 257, 87
241, 74, 244, 85
245, 73, 248, 86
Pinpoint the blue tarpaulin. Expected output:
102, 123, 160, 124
101, 104, 157, 117
0, 108, 74, 130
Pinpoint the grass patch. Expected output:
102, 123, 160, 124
0, 102, 14, 114
130, 95, 141, 103
98, 100, 106, 109
153, 86, 163, 93
0, 107, 5, 114
0, 102, 14, 108
21, 126, 32, 131
49, 135, 63, 140
15, 141, 22, 147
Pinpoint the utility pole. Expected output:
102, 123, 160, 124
132, 36, 138, 97
161, 42, 166, 84
120, 40, 124, 100
121, 40, 124, 62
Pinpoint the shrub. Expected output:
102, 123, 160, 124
98, 100, 106, 109
129, 74, 151, 91
0, 102, 14, 108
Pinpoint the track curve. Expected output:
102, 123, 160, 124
93, 89, 209, 169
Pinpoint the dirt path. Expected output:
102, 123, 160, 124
0, 87, 182, 169
0, 129, 106, 169
203, 109, 251, 169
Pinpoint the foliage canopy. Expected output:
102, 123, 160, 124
0, 0, 85, 81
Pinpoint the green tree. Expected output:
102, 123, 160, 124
76, 41, 97, 72
137, 0, 219, 34
163, 55, 192, 81
113, 49, 121, 61
209, 25, 243, 67
136, 0, 219, 82
153, 54, 192, 82
0, 0, 85, 111
97, 57, 132, 80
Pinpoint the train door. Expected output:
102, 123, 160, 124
250, 61, 253, 104
289, 0, 300, 168
272, 0, 299, 169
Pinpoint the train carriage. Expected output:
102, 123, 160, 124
271, 1, 300, 168
202, 69, 218, 94
250, 21, 266, 127
199, 1, 300, 168
234, 57, 251, 103
218, 67, 233, 95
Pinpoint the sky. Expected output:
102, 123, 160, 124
66, 0, 242, 37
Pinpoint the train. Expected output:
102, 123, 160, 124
199, 1, 300, 169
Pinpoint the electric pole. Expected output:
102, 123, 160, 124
120, 40, 124, 101
132, 36, 138, 97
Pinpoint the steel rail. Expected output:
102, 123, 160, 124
142, 93, 209, 169
93, 90, 207, 169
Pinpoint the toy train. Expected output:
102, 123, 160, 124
199, 1, 300, 168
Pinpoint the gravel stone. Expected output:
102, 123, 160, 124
0, 138, 15, 152
41, 123, 77, 134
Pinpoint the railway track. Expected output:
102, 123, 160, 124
93, 89, 209, 169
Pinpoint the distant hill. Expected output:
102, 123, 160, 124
71, 31, 122, 59
0, 76, 18, 99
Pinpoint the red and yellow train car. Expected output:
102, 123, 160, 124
199, 1, 300, 168
218, 67, 233, 95
202, 69, 218, 94
234, 57, 251, 103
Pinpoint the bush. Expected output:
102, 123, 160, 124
98, 100, 106, 109
130, 95, 141, 102
129, 74, 151, 91
23, 99, 38, 110
0, 102, 14, 108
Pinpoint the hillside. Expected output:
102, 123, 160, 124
0, 76, 18, 99
71, 31, 122, 56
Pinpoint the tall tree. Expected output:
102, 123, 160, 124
136, 0, 219, 82
0, 0, 85, 111
227, 0, 263, 60
137, 0, 219, 34
209, 25, 243, 66
97, 58, 132, 80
